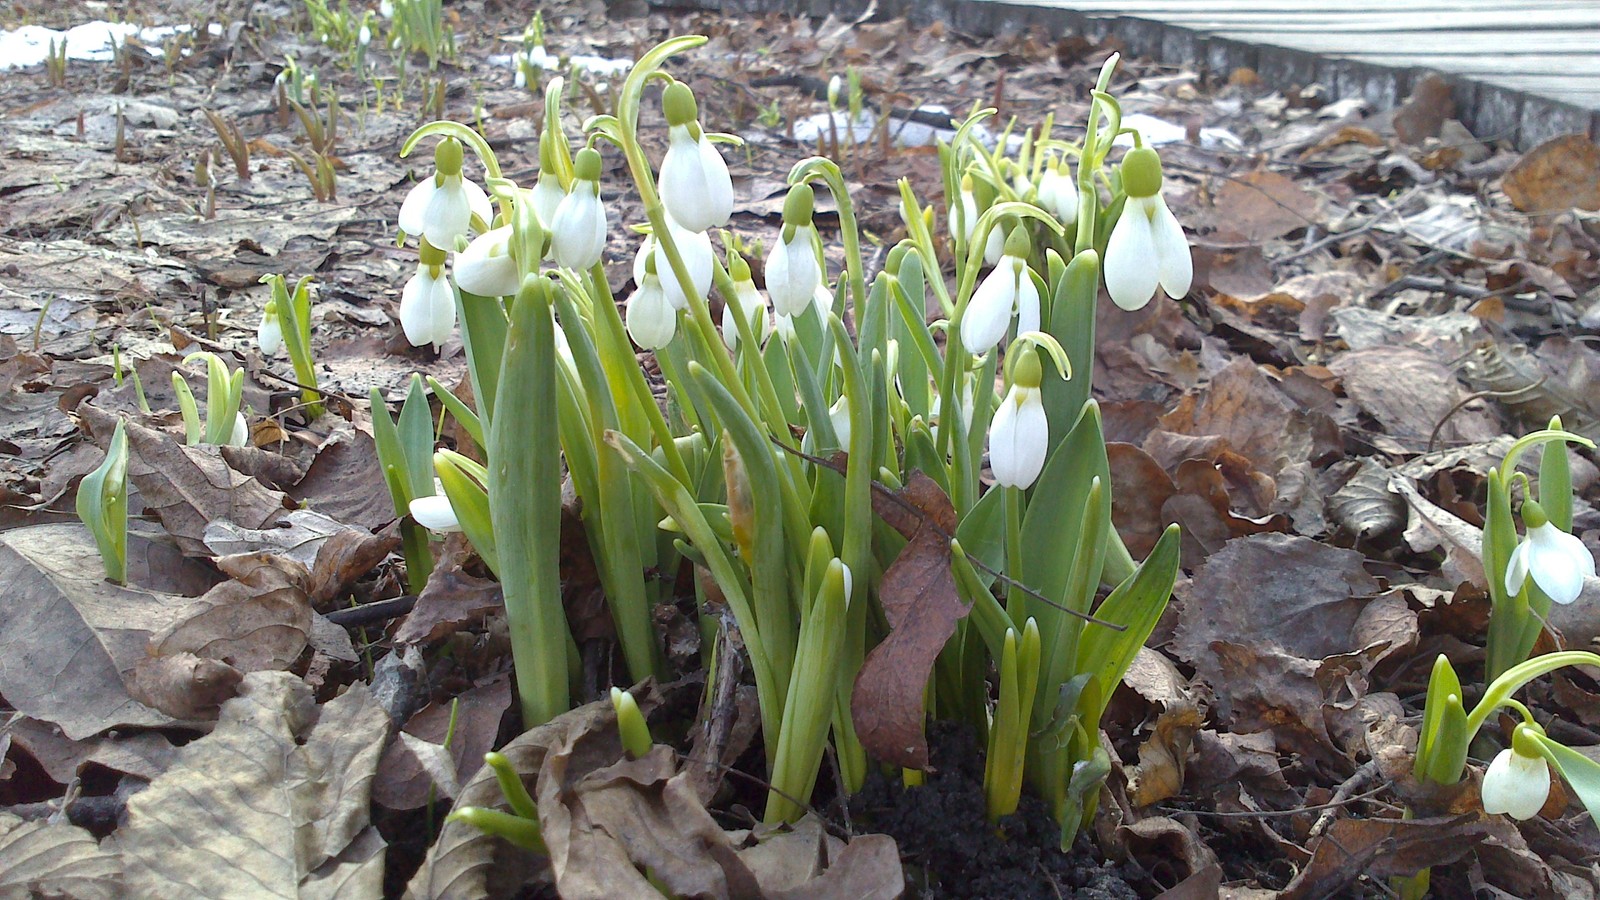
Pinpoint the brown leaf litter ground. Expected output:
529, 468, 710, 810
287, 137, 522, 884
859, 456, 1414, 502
3, 0, 1600, 896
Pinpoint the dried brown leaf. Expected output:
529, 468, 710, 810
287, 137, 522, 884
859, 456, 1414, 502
0, 812, 121, 899
115, 671, 388, 899
853, 472, 968, 769
1280, 815, 1488, 899
373, 674, 511, 810
81, 404, 289, 556
1502, 133, 1600, 214
1210, 170, 1320, 242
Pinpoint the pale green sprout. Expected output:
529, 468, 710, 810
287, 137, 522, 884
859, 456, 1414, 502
611, 688, 653, 759
260, 274, 323, 419
447, 751, 545, 853
371, 375, 438, 593
76, 418, 129, 583
172, 352, 245, 447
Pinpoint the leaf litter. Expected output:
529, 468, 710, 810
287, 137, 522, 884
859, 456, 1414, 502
3, 0, 1600, 896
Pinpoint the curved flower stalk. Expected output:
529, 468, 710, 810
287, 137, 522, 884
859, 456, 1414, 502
550, 147, 608, 271
961, 226, 1040, 355
1103, 146, 1191, 311
400, 239, 458, 350
399, 136, 492, 249
658, 80, 734, 233
766, 183, 822, 318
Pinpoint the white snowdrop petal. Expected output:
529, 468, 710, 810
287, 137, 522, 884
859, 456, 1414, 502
660, 126, 734, 233
828, 395, 852, 448
1105, 196, 1160, 311
1481, 748, 1549, 820
960, 264, 1016, 355
551, 187, 607, 270
655, 222, 713, 310
462, 178, 493, 230
426, 276, 457, 348
230, 412, 249, 448
257, 316, 283, 357
454, 226, 520, 297
1505, 540, 1532, 598
531, 174, 564, 227
1014, 263, 1041, 337
989, 387, 1047, 489
399, 271, 435, 346
1528, 522, 1594, 605
410, 495, 463, 533
423, 182, 474, 250
626, 278, 677, 349
767, 228, 820, 317
1152, 196, 1193, 299
399, 179, 437, 236
983, 224, 1005, 267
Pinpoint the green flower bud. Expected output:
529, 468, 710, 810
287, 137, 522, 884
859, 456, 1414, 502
1011, 344, 1042, 389
434, 137, 464, 178
1002, 221, 1030, 259
1521, 498, 1550, 529
729, 252, 752, 282
663, 81, 698, 128
418, 236, 449, 268
1121, 146, 1163, 198
573, 147, 602, 183
782, 182, 815, 228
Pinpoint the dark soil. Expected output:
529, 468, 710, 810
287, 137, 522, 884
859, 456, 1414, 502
853, 724, 1141, 900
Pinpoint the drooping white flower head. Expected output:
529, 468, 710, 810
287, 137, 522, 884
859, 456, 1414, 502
635, 219, 713, 311
766, 183, 821, 318
530, 171, 565, 228
399, 138, 492, 251
961, 226, 1039, 356
410, 481, 462, 533
1505, 500, 1595, 605
230, 411, 249, 448
550, 147, 608, 271
400, 240, 457, 350
1482, 725, 1551, 820
1037, 155, 1079, 226
956, 174, 981, 249
658, 81, 734, 234
988, 347, 1048, 489
258, 297, 283, 357
1104, 146, 1191, 311
454, 225, 520, 297
625, 258, 677, 350
721, 254, 771, 351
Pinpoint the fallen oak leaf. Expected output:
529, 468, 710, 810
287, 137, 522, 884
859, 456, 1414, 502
852, 471, 968, 770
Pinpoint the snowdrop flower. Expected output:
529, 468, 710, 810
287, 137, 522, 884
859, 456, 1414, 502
721, 255, 771, 350
658, 81, 734, 234
988, 347, 1048, 489
1482, 725, 1551, 820
454, 225, 519, 297
635, 219, 713, 311
230, 412, 250, 448
961, 227, 1039, 355
983, 220, 1007, 267
625, 256, 676, 350
1037, 155, 1078, 226
1104, 146, 1191, 311
358, 20, 372, 47
379, 0, 393, 17
766, 183, 821, 317
258, 298, 283, 357
1505, 499, 1595, 605
550, 147, 607, 271
400, 239, 457, 350
528, 173, 562, 229
828, 395, 852, 448
410, 481, 462, 533
399, 138, 492, 251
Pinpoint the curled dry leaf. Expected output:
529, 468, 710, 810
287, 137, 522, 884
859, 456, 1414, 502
1501, 133, 1600, 214
852, 472, 969, 770
1279, 815, 1489, 899
81, 404, 290, 557
116, 671, 389, 899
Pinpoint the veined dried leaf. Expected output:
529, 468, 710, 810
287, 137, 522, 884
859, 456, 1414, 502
115, 672, 388, 899
0, 812, 121, 899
